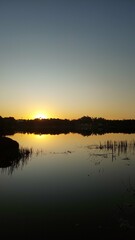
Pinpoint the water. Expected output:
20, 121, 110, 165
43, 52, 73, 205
0, 133, 135, 237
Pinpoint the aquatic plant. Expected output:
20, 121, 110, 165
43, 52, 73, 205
99, 140, 135, 155
0, 147, 33, 174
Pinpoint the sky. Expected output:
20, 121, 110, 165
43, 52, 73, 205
0, 0, 135, 120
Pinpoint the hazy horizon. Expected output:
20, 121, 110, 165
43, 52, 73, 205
1, 114, 135, 121
1, 0, 135, 120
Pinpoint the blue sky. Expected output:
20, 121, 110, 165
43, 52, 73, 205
0, 0, 135, 119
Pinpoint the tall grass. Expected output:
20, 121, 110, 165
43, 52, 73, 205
99, 140, 135, 155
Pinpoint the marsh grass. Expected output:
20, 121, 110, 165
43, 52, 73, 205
99, 140, 135, 154
0, 147, 33, 174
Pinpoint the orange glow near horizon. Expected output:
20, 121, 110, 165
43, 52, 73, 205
33, 112, 48, 119
32, 112, 49, 120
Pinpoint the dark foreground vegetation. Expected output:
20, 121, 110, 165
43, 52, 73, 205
0, 116, 135, 136
0, 136, 32, 173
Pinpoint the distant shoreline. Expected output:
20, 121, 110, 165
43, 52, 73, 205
1, 116, 135, 136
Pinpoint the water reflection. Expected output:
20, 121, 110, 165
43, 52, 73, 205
0, 147, 32, 174
99, 140, 135, 154
0, 133, 135, 236
87, 140, 135, 161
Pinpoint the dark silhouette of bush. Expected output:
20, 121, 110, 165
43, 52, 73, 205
0, 136, 32, 172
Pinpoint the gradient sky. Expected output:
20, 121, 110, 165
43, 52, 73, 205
0, 0, 135, 119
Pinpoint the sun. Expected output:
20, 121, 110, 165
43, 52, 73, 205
34, 113, 48, 120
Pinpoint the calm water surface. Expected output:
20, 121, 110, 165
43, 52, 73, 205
0, 133, 135, 236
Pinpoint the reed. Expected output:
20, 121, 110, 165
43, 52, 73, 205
0, 147, 33, 174
99, 140, 135, 155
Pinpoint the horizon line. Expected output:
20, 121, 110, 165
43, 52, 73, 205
1, 115, 135, 121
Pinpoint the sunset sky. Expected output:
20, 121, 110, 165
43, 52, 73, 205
0, 0, 135, 120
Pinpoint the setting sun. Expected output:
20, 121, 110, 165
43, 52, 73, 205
34, 113, 48, 119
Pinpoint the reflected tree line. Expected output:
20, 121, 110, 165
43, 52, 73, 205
0, 116, 135, 173
0, 116, 135, 136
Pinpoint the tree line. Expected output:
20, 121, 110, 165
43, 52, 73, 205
0, 116, 135, 136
